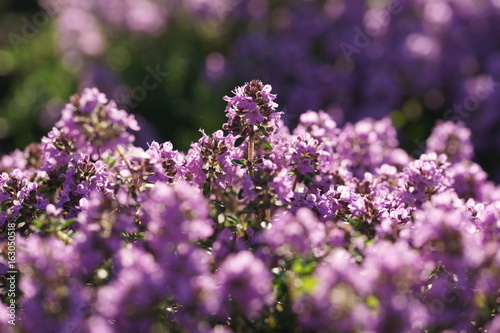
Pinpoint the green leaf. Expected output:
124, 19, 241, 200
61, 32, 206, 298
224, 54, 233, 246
16, 215, 26, 223
31, 218, 45, 232
59, 218, 78, 230
346, 216, 362, 229
234, 136, 246, 147
242, 202, 258, 213
366, 295, 380, 309
303, 173, 316, 184
297, 173, 305, 183
231, 159, 247, 167
211, 200, 225, 209
226, 215, 239, 224
301, 276, 317, 294
257, 124, 270, 136
303, 262, 317, 275
292, 260, 304, 273
202, 181, 211, 196
259, 138, 273, 150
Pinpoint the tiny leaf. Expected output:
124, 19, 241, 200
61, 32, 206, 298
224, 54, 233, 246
234, 136, 246, 147
202, 181, 211, 196
59, 218, 78, 230
301, 276, 317, 294
259, 138, 273, 150
242, 203, 257, 213
212, 200, 226, 209
231, 159, 247, 167
226, 215, 239, 224
257, 124, 270, 136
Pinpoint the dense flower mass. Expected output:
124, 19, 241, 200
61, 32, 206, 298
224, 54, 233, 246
0, 82, 499, 332
33, 0, 500, 181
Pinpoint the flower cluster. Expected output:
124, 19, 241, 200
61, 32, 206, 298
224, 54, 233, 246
30, 0, 500, 182
223, 79, 280, 136
1, 82, 499, 332
223, 0, 500, 180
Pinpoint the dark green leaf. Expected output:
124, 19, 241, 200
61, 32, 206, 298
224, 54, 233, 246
16, 215, 26, 223
234, 136, 246, 147
202, 181, 211, 196
297, 173, 305, 183
346, 216, 362, 229
242, 202, 258, 213
242, 206, 256, 213
226, 215, 239, 224
259, 138, 273, 150
231, 159, 247, 167
254, 157, 263, 165
257, 124, 269, 136
211, 200, 225, 208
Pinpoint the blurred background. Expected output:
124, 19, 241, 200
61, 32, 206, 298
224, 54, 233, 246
1, 0, 500, 179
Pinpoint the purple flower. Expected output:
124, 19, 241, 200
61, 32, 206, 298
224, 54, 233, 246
3, 78, 500, 332
361, 241, 432, 332
485, 316, 500, 333
447, 161, 488, 201
336, 118, 400, 179
293, 110, 339, 143
91, 244, 164, 333
160, 244, 220, 330
143, 182, 214, 258
475, 201, 500, 243
293, 248, 369, 332
223, 80, 280, 137
73, 190, 137, 277
55, 153, 109, 219
426, 121, 474, 164
401, 153, 452, 208
145, 140, 186, 183
41, 87, 139, 169
245, 106, 265, 124
0, 169, 47, 232
17, 235, 90, 333
411, 192, 484, 273
216, 251, 274, 319
263, 208, 326, 259
288, 133, 321, 175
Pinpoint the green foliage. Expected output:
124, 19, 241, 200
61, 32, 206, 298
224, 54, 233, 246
0, 2, 233, 154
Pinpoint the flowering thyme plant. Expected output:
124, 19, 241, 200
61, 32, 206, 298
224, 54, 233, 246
0, 81, 499, 332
